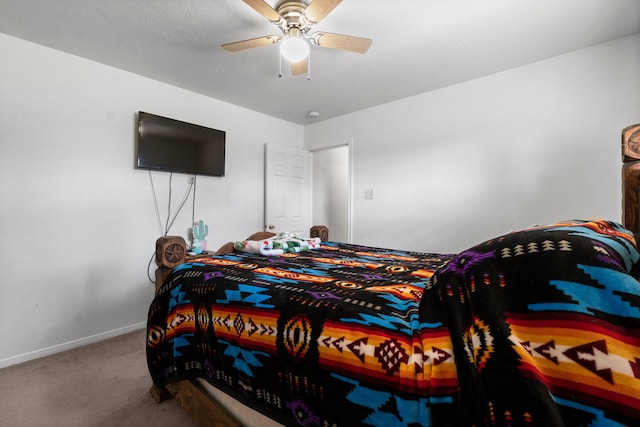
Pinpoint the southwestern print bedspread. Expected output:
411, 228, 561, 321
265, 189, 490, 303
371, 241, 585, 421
147, 241, 458, 426
147, 220, 640, 426
433, 220, 640, 426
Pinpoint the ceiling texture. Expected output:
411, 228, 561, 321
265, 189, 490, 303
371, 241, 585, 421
1, 0, 639, 124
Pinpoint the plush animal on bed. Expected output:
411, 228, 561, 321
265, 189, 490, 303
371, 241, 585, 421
234, 231, 321, 256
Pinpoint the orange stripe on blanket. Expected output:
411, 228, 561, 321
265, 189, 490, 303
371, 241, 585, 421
186, 257, 242, 266
410, 269, 437, 278
150, 305, 280, 352
506, 314, 640, 418
310, 257, 384, 269
316, 320, 457, 394
157, 304, 198, 340
507, 312, 640, 347
254, 266, 335, 283
353, 251, 419, 262
210, 306, 280, 353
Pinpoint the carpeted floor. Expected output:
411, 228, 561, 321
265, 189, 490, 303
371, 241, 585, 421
0, 329, 197, 427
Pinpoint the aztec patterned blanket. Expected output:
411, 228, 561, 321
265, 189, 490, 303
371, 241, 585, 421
147, 220, 640, 426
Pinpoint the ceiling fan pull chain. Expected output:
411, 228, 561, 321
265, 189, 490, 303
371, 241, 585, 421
278, 51, 283, 78
307, 53, 311, 80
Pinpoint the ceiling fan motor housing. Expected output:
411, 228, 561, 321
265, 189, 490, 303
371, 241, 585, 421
277, 1, 312, 32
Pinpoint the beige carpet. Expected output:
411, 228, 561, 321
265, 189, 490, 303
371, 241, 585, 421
0, 329, 197, 427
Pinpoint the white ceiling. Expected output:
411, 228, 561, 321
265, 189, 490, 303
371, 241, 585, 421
1, 0, 639, 124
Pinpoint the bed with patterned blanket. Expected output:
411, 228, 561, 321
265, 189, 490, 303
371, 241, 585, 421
147, 219, 640, 426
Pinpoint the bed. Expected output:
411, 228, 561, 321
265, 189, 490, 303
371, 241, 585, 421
147, 124, 640, 426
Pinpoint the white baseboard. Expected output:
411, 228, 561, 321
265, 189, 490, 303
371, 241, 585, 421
0, 322, 147, 369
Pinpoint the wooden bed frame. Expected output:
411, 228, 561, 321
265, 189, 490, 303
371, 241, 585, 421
149, 225, 329, 427
150, 123, 640, 427
622, 123, 640, 234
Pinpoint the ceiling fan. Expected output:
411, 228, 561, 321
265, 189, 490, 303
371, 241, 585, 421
222, 0, 372, 77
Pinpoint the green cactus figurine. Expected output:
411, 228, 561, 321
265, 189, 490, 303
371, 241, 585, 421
193, 220, 208, 240
192, 220, 209, 254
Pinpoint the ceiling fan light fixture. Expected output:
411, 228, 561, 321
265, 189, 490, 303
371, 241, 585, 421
280, 36, 310, 63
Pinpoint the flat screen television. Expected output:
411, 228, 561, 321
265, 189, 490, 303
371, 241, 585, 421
136, 111, 225, 177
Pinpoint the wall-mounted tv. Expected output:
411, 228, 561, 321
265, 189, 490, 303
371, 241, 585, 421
136, 111, 225, 177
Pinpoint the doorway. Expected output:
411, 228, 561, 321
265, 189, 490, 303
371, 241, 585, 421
311, 143, 351, 243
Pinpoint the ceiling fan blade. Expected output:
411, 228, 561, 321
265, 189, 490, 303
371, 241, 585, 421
291, 59, 308, 76
312, 32, 372, 54
242, 0, 283, 24
221, 35, 279, 52
302, 0, 342, 25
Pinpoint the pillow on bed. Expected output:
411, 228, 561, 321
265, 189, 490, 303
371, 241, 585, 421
245, 231, 277, 241
234, 239, 263, 254
214, 232, 277, 255
234, 232, 322, 256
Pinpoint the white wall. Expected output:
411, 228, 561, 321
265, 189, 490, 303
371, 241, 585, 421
0, 33, 303, 366
305, 34, 640, 254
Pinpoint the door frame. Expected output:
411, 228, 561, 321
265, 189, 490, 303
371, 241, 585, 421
309, 138, 353, 243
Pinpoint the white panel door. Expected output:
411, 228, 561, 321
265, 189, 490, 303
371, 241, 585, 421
264, 143, 310, 236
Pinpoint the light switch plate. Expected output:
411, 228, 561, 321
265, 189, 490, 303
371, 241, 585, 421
364, 189, 374, 200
